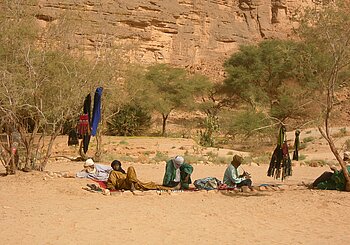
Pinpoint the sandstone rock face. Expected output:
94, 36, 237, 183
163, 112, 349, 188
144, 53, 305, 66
33, 0, 315, 78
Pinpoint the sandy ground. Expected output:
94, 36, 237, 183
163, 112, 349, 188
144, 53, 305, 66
1, 133, 350, 245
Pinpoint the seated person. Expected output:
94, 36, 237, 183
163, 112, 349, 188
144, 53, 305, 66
76, 158, 112, 181
312, 152, 350, 191
110, 159, 126, 174
107, 160, 169, 192
223, 155, 252, 188
163, 156, 193, 189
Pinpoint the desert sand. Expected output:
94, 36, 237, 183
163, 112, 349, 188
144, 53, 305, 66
1, 134, 350, 245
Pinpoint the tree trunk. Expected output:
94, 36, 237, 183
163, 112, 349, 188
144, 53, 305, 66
40, 125, 62, 170
161, 114, 168, 136
318, 128, 350, 192
79, 139, 88, 161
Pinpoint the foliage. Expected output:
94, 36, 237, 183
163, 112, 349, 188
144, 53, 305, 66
221, 110, 273, 138
107, 104, 152, 136
199, 115, 219, 147
303, 136, 315, 143
129, 64, 212, 136
298, 1, 350, 190
344, 139, 350, 151
152, 151, 169, 162
222, 39, 322, 123
0, 1, 118, 171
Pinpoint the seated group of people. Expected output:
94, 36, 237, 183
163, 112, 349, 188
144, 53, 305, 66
76, 154, 252, 192
76, 152, 350, 192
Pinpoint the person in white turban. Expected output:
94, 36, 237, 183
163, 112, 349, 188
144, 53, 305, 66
163, 155, 193, 189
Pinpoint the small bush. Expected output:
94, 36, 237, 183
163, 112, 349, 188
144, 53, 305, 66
107, 104, 151, 136
345, 139, 350, 151
299, 142, 307, 150
183, 154, 206, 163
303, 136, 315, 143
298, 154, 306, 161
119, 140, 129, 145
153, 151, 169, 162
332, 127, 347, 138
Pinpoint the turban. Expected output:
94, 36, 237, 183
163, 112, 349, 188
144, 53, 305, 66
84, 158, 95, 167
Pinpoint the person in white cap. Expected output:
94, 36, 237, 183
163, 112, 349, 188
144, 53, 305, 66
163, 155, 193, 189
76, 158, 112, 181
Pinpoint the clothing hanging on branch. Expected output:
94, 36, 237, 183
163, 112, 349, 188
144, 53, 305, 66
292, 130, 300, 161
267, 125, 292, 180
82, 94, 92, 154
91, 87, 103, 136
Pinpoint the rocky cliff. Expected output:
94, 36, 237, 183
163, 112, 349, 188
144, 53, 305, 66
33, 0, 316, 78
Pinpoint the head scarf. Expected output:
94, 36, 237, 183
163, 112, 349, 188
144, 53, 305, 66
84, 158, 94, 167
172, 156, 184, 182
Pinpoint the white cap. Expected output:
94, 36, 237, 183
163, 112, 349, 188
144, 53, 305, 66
173, 156, 184, 166
84, 159, 94, 167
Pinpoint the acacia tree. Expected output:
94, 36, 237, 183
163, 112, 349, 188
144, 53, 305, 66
222, 40, 316, 140
299, 1, 350, 191
136, 64, 212, 136
0, 1, 100, 172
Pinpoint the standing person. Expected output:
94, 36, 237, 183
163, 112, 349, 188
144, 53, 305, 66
76, 158, 112, 181
163, 156, 193, 189
223, 155, 252, 188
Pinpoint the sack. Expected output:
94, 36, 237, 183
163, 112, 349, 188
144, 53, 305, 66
194, 177, 222, 190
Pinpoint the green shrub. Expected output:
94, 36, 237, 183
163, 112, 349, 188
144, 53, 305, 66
153, 151, 169, 162
303, 136, 315, 143
222, 110, 272, 138
298, 154, 306, 161
299, 142, 307, 150
119, 140, 129, 145
333, 127, 347, 138
345, 139, 350, 151
107, 104, 151, 136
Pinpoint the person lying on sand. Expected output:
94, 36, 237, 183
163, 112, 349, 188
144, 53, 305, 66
163, 155, 193, 190
107, 160, 171, 193
76, 159, 112, 181
311, 152, 350, 191
223, 155, 252, 189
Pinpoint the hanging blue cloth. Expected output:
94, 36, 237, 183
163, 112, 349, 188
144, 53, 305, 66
91, 87, 103, 136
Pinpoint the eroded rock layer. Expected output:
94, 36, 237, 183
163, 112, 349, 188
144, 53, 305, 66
32, 0, 315, 77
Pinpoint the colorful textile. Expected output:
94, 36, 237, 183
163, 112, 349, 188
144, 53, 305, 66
81, 94, 92, 153
91, 87, 103, 136
77, 114, 90, 136
194, 177, 222, 190
163, 160, 193, 189
267, 125, 292, 180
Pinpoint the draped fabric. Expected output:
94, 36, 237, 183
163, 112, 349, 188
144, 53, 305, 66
292, 130, 300, 161
107, 166, 171, 191
91, 87, 103, 136
267, 125, 292, 180
82, 94, 91, 153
